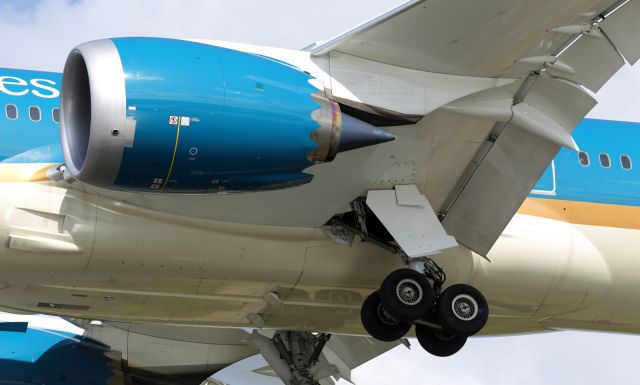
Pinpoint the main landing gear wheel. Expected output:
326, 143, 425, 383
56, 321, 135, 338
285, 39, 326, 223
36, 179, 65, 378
379, 269, 434, 322
359, 256, 489, 357
361, 291, 411, 342
437, 284, 489, 336
415, 324, 467, 357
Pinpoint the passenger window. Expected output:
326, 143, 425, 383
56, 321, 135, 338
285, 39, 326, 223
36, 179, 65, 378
599, 153, 611, 168
621, 155, 632, 170
52, 108, 60, 123
29, 106, 41, 122
5, 104, 17, 120
578, 151, 590, 166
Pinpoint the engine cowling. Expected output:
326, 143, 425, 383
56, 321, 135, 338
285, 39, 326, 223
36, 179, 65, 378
60, 37, 394, 193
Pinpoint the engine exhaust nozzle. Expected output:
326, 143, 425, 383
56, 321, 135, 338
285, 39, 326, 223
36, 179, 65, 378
308, 95, 395, 162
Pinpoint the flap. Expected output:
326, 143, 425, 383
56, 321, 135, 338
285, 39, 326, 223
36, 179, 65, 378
440, 77, 596, 255
550, 32, 625, 92
600, 0, 640, 65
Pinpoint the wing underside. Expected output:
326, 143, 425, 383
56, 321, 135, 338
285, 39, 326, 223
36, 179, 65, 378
82, 1, 640, 257
312, 0, 640, 255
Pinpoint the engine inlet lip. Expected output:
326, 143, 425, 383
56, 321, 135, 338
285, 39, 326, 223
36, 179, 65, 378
59, 39, 128, 188
61, 50, 92, 172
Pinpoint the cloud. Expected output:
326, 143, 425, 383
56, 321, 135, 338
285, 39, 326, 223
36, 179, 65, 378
0, 0, 401, 71
588, 63, 640, 122
349, 332, 640, 385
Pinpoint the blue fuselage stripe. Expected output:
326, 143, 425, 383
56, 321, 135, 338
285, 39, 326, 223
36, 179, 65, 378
0, 68, 62, 163
530, 118, 640, 206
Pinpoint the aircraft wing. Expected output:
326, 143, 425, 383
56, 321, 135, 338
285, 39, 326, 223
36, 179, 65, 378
311, 0, 640, 78
207, 335, 402, 385
308, 0, 640, 255
55, 0, 640, 257
78, 319, 401, 385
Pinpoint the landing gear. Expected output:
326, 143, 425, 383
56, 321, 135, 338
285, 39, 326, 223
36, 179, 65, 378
248, 331, 336, 385
333, 197, 488, 357
380, 269, 433, 322
437, 284, 489, 336
360, 258, 489, 357
361, 291, 412, 341
415, 324, 467, 357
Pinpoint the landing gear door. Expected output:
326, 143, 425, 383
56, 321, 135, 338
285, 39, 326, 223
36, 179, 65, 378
366, 185, 458, 258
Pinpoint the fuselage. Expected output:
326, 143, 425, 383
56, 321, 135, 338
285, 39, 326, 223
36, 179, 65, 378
0, 62, 638, 336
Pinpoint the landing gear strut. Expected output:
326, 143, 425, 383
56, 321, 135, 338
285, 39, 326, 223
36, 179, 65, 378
248, 331, 336, 385
360, 258, 489, 357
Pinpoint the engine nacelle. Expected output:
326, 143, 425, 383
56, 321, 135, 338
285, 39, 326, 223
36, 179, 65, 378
60, 38, 394, 193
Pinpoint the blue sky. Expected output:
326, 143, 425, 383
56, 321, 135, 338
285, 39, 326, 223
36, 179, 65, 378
1, 1, 640, 384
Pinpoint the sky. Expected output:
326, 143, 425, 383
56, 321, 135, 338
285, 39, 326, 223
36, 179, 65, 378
1, 0, 640, 384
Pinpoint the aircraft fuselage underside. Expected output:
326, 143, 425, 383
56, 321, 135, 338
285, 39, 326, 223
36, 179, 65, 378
0, 181, 631, 337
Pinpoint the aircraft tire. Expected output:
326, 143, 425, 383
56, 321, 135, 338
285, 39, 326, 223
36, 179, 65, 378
380, 268, 434, 322
415, 324, 467, 357
436, 284, 489, 336
361, 291, 411, 342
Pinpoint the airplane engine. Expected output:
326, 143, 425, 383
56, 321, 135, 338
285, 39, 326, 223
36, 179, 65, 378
60, 37, 394, 193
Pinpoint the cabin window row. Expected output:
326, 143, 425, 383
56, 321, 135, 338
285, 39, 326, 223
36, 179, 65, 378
4, 104, 60, 123
578, 151, 632, 170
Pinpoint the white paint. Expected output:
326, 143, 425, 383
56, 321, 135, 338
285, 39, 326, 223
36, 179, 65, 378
0, 76, 28, 96
0, 75, 60, 98
29, 78, 60, 98
0, 311, 84, 335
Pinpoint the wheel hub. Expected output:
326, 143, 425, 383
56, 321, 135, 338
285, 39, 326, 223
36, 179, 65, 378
451, 294, 478, 321
396, 279, 423, 306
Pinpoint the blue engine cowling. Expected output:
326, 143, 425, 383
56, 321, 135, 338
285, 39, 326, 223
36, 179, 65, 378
60, 38, 393, 193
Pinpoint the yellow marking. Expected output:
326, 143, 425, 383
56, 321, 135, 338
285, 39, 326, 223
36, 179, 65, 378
161, 118, 182, 191
519, 197, 640, 230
